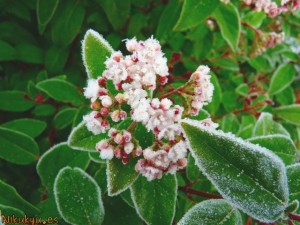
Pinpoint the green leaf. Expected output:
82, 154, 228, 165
274, 105, 300, 126
32, 104, 56, 116
181, 119, 289, 223
102, 196, 142, 225
213, 3, 241, 52
178, 199, 242, 225
269, 64, 296, 96
107, 157, 139, 196
0, 91, 34, 112
275, 87, 295, 106
130, 174, 177, 225
89, 152, 106, 164
0, 40, 16, 61
37, 143, 90, 192
45, 45, 69, 74
120, 189, 135, 208
236, 83, 249, 97
94, 165, 107, 194
0, 204, 24, 223
51, 0, 84, 46
97, 0, 130, 30
287, 163, 300, 203
36, 78, 83, 106
156, 0, 181, 41
0, 127, 39, 165
220, 114, 240, 134
134, 123, 154, 149
54, 108, 77, 129
0, 180, 39, 215
37, 0, 60, 32
248, 135, 297, 165
1, 118, 46, 138
242, 11, 266, 28
82, 29, 114, 79
54, 167, 104, 225
253, 112, 290, 137
16, 44, 44, 64
68, 121, 107, 151
174, 0, 220, 31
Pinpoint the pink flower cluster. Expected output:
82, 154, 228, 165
244, 0, 300, 17
82, 36, 216, 181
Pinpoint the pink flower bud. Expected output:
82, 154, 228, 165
101, 96, 113, 107
100, 107, 109, 117
98, 77, 106, 87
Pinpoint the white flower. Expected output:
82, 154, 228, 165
101, 95, 113, 108
84, 79, 100, 102
83, 112, 103, 134
100, 147, 114, 160
168, 141, 187, 162
143, 148, 170, 169
135, 159, 163, 181
124, 142, 134, 154
132, 98, 152, 123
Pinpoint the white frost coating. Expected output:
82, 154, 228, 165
180, 118, 289, 223
129, 176, 178, 225
178, 199, 240, 225
82, 29, 114, 78
67, 121, 96, 152
106, 160, 139, 196
53, 167, 105, 225
287, 162, 300, 169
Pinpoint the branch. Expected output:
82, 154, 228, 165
179, 186, 223, 199
289, 213, 300, 222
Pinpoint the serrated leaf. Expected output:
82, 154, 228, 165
1, 118, 46, 138
37, 143, 90, 192
248, 135, 297, 165
0, 180, 39, 215
54, 108, 77, 129
37, 0, 60, 32
181, 119, 289, 223
287, 163, 300, 203
174, 0, 220, 31
68, 121, 108, 151
130, 174, 177, 225
36, 78, 83, 106
82, 29, 114, 79
107, 157, 139, 196
0, 127, 39, 165
54, 167, 104, 225
274, 105, 300, 126
253, 112, 290, 137
214, 3, 241, 52
178, 199, 242, 225
269, 64, 296, 96
0, 91, 34, 112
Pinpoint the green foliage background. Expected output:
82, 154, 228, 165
0, 0, 300, 224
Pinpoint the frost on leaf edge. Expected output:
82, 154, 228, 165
53, 167, 105, 225
82, 29, 114, 79
180, 118, 289, 223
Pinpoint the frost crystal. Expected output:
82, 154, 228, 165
82, 36, 216, 180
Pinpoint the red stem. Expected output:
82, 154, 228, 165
289, 213, 300, 222
179, 186, 223, 199
159, 87, 183, 99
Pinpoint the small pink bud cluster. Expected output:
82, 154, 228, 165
184, 65, 214, 116
135, 141, 188, 181
83, 77, 129, 134
96, 128, 142, 164
244, 0, 300, 17
103, 37, 169, 91
251, 31, 285, 57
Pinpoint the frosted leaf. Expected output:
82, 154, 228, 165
178, 199, 242, 225
287, 163, 300, 203
181, 118, 289, 223
54, 167, 105, 225
248, 134, 297, 165
253, 112, 290, 137
130, 174, 177, 225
